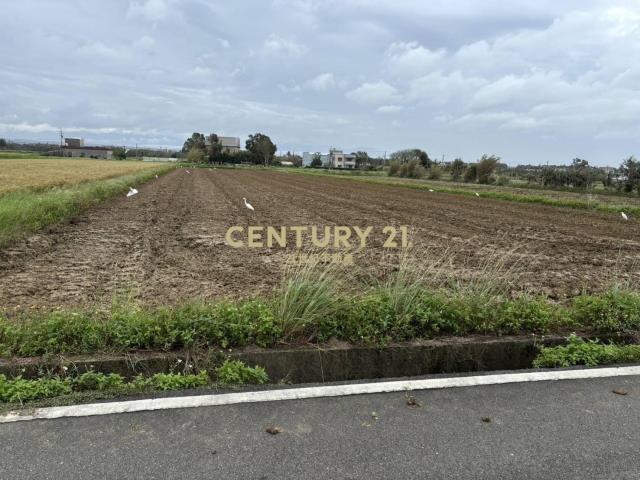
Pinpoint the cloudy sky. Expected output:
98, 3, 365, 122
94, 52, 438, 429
1, 0, 639, 165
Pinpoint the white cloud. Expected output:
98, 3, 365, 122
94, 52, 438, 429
346, 81, 399, 105
306, 73, 335, 91
127, 0, 172, 21
385, 41, 445, 77
259, 34, 308, 57
376, 105, 404, 114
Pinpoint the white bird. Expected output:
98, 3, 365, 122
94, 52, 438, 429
428, 189, 434, 192
127, 187, 138, 197
475, 192, 480, 197
243, 197, 254, 211
155, 174, 158, 179
621, 212, 629, 221
185, 170, 191, 174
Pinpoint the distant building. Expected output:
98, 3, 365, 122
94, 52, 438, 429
64, 137, 84, 148
219, 136, 241, 154
302, 149, 356, 168
328, 149, 356, 169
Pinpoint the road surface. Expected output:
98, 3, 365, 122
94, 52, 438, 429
2, 371, 639, 479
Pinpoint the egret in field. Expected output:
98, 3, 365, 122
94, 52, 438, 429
475, 192, 480, 197
155, 174, 158, 179
127, 187, 138, 197
185, 170, 191, 174
621, 212, 629, 221
428, 189, 434, 192
243, 197, 255, 211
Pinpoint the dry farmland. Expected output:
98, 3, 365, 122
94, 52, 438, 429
1, 168, 640, 311
0, 158, 164, 195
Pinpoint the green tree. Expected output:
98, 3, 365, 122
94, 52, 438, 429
112, 147, 127, 160
354, 151, 370, 169
310, 153, 323, 168
463, 164, 478, 183
450, 158, 465, 181
187, 148, 206, 163
390, 149, 431, 168
477, 154, 500, 184
621, 156, 640, 193
0, 138, 7, 149
206, 133, 223, 162
246, 133, 277, 166
182, 133, 206, 153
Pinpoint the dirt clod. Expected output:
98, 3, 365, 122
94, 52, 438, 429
266, 426, 281, 435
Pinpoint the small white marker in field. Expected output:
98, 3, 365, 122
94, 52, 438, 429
621, 212, 629, 221
127, 187, 138, 198
243, 197, 255, 211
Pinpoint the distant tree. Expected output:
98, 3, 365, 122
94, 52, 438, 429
246, 133, 276, 166
182, 133, 206, 153
390, 149, 431, 168
112, 147, 127, 160
398, 159, 426, 179
206, 133, 223, 162
463, 164, 478, 183
187, 148, 206, 163
621, 156, 640, 193
0, 138, 6, 149
388, 160, 400, 176
428, 165, 442, 180
354, 151, 370, 169
477, 154, 500, 184
450, 158, 466, 181
568, 157, 594, 189
310, 153, 323, 168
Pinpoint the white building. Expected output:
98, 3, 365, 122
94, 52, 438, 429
302, 148, 356, 168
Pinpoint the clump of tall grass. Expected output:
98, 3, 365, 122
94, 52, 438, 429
272, 251, 345, 342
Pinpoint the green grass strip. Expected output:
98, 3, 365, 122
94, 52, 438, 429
2, 289, 640, 357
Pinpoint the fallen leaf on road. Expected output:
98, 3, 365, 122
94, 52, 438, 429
266, 426, 282, 435
612, 388, 628, 396
481, 417, 492, 423
406, 395, 421, 407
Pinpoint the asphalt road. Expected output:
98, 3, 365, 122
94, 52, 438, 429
2, 374, 640, 479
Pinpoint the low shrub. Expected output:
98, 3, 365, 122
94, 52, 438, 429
216, 360, 268, 385
533, 334, 640, 368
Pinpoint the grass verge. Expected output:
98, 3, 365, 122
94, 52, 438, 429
2, 288, 640, 358
0, 164, 174, 247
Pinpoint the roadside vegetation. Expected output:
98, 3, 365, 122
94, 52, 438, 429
0, 161, 174, 247
0, 359, 267, 407
2, 251, 640, 357
534, 335, 640, 368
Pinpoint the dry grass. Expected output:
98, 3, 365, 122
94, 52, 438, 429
0, 158, 163, 195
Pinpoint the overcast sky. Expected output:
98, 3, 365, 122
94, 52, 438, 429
1, 0, 639, 165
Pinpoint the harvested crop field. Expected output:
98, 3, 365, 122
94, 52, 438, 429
1, 168, 639, 311
0, 158, 164, 195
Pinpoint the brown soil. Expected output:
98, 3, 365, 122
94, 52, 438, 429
1, 169, 639, 311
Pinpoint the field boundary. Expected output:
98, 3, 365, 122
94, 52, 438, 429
283, 168, 639, 216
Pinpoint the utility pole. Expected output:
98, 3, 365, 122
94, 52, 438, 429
59, 129, 64, 156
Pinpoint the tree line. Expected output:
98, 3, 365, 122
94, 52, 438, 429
181, 132, 276, 165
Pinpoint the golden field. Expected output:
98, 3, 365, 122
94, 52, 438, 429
0, 158, 165, 195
